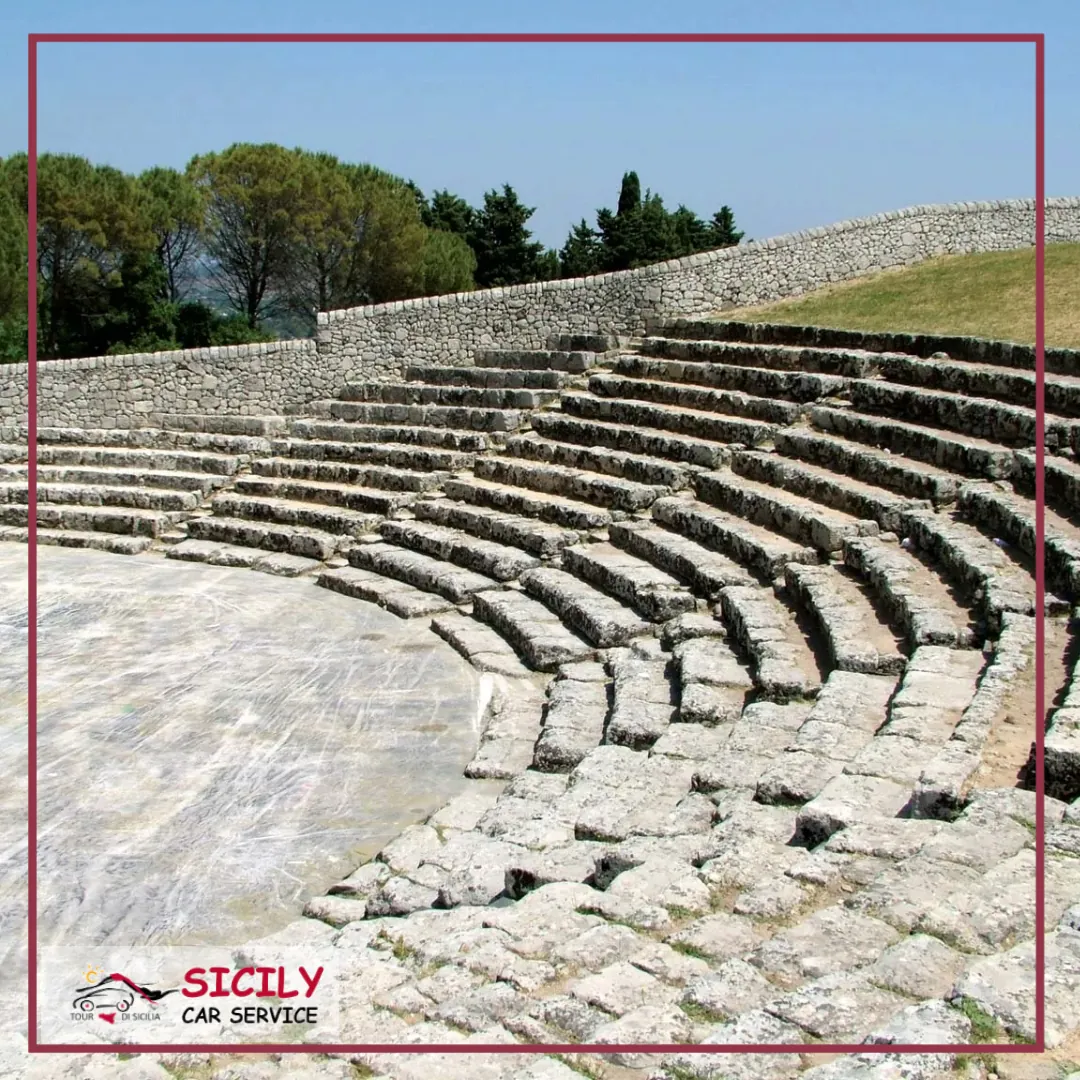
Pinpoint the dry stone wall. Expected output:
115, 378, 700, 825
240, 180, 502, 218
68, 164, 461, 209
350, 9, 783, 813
3, 197, 1079, 427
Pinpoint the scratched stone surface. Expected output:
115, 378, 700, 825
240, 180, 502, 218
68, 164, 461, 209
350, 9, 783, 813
0, 542, 483, 961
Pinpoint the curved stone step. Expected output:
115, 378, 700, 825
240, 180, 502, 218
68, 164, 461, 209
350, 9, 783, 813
0, 523, 151, 554
614, 354, 846, 403
519, 566, 651, 648
211, 491, 383, 535
876, 353, 1080, 418
153, 413, 287, 437
233, 474, 415, 515
471, 589, 595, 671
1, 481, 199, 513
957, 481, 1080, 599
36, 444, 246, 475
731, 450, 929, 533
1013, 450, 1080, 520
34, 464, 228, 495
530, 411, 730, 469
474, 348, 599, 372
413, 499, 579, 557
639, 335, 875, 377
442, 476, 611, 531
317, 565, 455, 618
0, 444, 28, 464
267, 437, 475, 471
405, 364, 571, 389
588, 371, 804, 425
35, 426, 272, 456
561, 392, 776, 447
166, 538, 320, 576
843, 535, 978, 649
533, 666, 610, 772
340, 381, 559, 409
695, 470, 879, 554
0, 502, 176, 537
288, 419, 491, 451
503, 432, 692, 489
327, 400, 525, 433
809, 405, 1016, 479
188, 515, 345, 561
429, 611, 533, 678
248, 456, 445, 493
349, 542, 501, 604
784, 562, 906, 676
560, 542, 695, 622
849, 379, 1080, 452
652, 496, 818, 579
380, 519, 540, 581
717, 584, 824, 700
474, 456, 664, 512
774, 427, 961, 505
608, 519, 755, 600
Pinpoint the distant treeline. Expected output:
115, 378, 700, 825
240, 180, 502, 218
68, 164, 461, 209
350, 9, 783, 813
0, 143, 743, 362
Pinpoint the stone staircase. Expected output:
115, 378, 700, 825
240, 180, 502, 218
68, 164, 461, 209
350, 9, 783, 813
5, 321, 1080, 1058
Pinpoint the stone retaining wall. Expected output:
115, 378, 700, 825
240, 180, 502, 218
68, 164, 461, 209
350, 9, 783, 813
4, 197, 1080, 427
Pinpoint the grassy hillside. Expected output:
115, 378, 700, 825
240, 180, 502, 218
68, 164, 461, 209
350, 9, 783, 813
719, 243, 1080, 348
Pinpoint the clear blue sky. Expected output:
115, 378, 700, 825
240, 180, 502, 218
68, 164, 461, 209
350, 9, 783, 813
0, 0, 1075, 249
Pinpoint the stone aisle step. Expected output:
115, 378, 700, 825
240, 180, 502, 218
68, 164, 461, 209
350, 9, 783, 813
784, 562, 906, 676
561, 391, 776, 447
503, 432, 693, 490
604, 645, 678, 750
289, 419, 491, 451
380, 519, 540, 581
0, 523, 152, 554
774, 426, 962, 505
249, 456, 448, 492
674, 635, 754, 725
731, 449, 931, 533
413, 499, 580, 558
349, 542, 501, 604
587, 371, 804, 425
614, 353, 847, 403
530, 411, 730, 469
809, 405, 1017, 480
465, 677, 549, 781
717, 584, 824, 700
695, 470, 879, 555
652, 496, 819, 579
608, 519, 755, 600
442, 476, 612, 531
560, 542, 696, 622
317, 565, 456, 619
533, 663, 610, 772
519, 567, 651, 648
471, 589, 595, 671
843, 535, 978, 649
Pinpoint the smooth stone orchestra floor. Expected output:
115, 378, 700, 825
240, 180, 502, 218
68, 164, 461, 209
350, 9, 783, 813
0, 542, 484, 955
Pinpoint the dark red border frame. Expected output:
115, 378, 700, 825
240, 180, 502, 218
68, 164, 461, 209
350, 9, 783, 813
26, 31, 1047, 1058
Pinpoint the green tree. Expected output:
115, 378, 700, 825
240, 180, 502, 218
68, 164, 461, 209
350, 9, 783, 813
708, 205, 744, 247
423, 190, 475, 238
136, 166, 203, 303
187, 142, 307, 328
420, 229, 476, 296
616, 171, 642, 218
671, 205, 711, 257
469, 184, 546, 288
559, 218, 604, 278
0, 160, 28, 321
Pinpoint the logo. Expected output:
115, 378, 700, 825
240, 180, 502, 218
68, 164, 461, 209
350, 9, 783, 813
71, 966, 177, 1024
